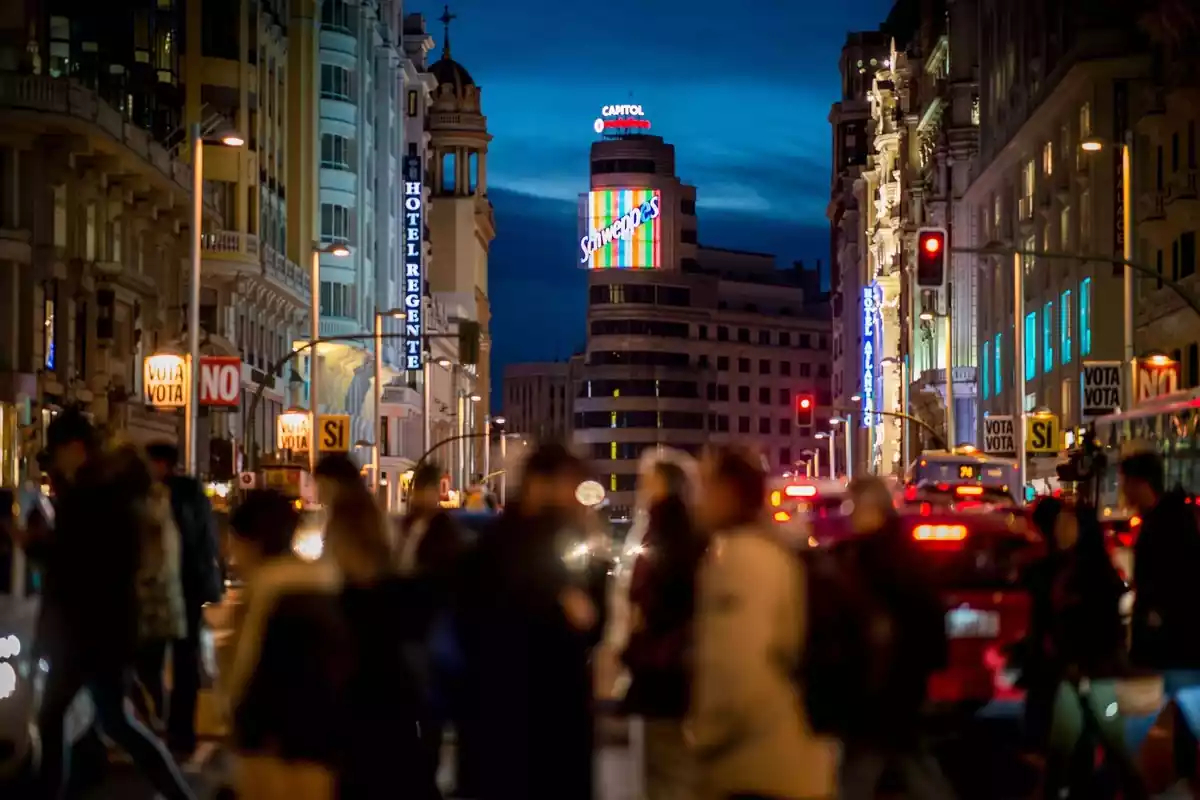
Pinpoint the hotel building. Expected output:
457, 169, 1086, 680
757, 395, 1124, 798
574, 128, 830, 518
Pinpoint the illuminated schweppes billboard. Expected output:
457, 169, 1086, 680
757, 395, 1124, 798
579, 188, 662, 269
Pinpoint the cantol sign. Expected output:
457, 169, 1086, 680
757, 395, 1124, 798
592, 104, 652, 133
402, 155, 425, 371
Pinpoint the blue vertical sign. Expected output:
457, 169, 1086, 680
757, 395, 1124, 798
402, 155, 424, 370
862, 282, 881, 427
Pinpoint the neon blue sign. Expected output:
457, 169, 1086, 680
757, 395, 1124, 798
402, 156, 424, 370
862, 282, 881, 427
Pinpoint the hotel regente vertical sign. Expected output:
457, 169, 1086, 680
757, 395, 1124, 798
402, 155, 424, 370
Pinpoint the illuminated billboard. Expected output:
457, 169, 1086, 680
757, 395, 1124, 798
579, 188, 662, 269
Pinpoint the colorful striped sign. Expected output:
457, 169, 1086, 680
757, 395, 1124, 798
580, 188, 662, 269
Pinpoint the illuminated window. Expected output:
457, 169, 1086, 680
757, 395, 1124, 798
1061, 289, 1073, 363
319, 202, 351, 244
981, 342, 989, 400
1025, 311, 1037, 380
43, 283, 56, 371
320, 134, 351, 170
1059, 206, 1070, 249
1080, 277, 1092, 355
1043, 301, 1054, 372
85, 203, 96, 261
1042, 140, 1054, 175
1080, 188, 1092, 243
1080, 102, 1092, 138
1023, 235, 1037, 275
994, 333, 1003, 395
320, 64, 352, 101
49, 16, 71, 78
1020, 160, 1035, 219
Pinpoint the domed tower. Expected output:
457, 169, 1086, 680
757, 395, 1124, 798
426, 6, 494, 478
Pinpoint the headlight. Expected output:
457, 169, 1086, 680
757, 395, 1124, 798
0, 635, 19, 660
293, 528, 324, 562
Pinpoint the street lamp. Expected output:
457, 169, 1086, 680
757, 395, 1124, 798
1081, 133, 1134, 414
494, 416, 508, 505
186, 124, 243, 476
917, 302, 955, 447
308, 242, 350, 473
815, 432, 835, 480
373, 308, 406, 497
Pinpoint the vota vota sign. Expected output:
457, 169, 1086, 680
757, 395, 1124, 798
862, 282, 881, 427
579, 188, 662, 269
402, 155, 424, 371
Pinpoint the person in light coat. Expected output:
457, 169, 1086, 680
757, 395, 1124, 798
690, 446, 836, 800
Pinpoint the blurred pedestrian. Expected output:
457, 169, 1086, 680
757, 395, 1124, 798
324, 471, 437, 798
1025, 497, 1145, 799
455, 442, 599, 799
146, 441, 224, 758
689, 445, 836, 800
834, 476, 951, 800
225, 490, 350, 800
622, 458, 706, 800
131, 447, 188, 735
18, 410, 195, 799
395, 460, 466, 791
314, 450, 368, 508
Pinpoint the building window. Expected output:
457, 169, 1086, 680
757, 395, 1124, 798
800, 363, 811, 378
780, 361, 791, 376
1080, 278, 1092, 356
780, 448, 791, 468
1020, 160, 1035, 219
1181, 231, 1196, 279
738, 358, 750, 374
49, 16, 71, 78
994, 333, 1003, 395
778, 418, 791, 436
738, 416, 750, 434
717, 326, 728, 342
759, 359, 771, 375
1025, 311, 1037, 380
1080, 188, 1092, 243
320, 134, 351, 170
85, 202, 96, 261
738, 385, 750, 403
737, 328, 750, 343
1061, 289, 1074, 364
779, 332, 791, 347
759, 418, 770, 435
1042, 140, 1054, 175
321, 0, 353, 33
43, 284, 56, 371
1079, 102, 1092, 139
981, 341, 989, 400
320, 64, 352, 101
717, 356, 729, 371
778, 388, 790, 406
1059, 207, 1070, 249
758, 387, 770, 404
319, 281, 356, 318
319, 202, 351, 244
1043, 301, 1054, 372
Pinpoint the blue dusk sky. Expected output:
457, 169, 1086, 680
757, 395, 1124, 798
415, 0, 896, 377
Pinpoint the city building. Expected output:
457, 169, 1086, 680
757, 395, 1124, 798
0, 0, 219, 459
502, 361, 575, 443
828, 31, 888, 477
961, 0, 1153, 475
424, 8, 494, 486
574, 124, 831, 518
186, 0, 314, 470
313, 0, 409, 449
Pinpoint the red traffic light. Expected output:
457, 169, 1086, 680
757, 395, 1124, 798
915, 227, 948, 288
922, 235, 941, 254
798, 397, 812, 409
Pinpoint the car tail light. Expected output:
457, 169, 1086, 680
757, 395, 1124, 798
956, 485, 985, 497
1130, 515, 1142, 528
769, 491, 782, 507
773, 510, 791, 523
904, 486, 919, 502
913, 524, 968, 542
785, 484, 818, 498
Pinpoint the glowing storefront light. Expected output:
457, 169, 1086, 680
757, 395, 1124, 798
579, 188, 662, 269
862, 282, 881, 427
402, 155, 425, 370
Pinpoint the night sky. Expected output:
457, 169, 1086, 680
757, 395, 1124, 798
418, 0, 896, 377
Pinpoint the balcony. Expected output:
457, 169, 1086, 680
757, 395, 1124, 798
201, 231, 309, 307
1166, 169, 1200, 222
1138, 192, 1170, 240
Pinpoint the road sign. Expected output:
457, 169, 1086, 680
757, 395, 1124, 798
278, 413, 311, 452
1026, 414, 1060, 454
199, 356, 242, 407
983, 416, 1016, 458
1081, 361, 1123, 418
143, 353, 188, 409
317, 414, 351, 452
1137, 359, 1180, 404
237, 471, 257, 489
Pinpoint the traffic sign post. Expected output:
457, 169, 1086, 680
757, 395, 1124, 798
199, 356, 242, 407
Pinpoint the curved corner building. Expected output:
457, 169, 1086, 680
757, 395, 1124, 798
575, 132, 832, 520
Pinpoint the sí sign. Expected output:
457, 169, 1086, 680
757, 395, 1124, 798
402, 155, 425, 371
144, 353, 188, 409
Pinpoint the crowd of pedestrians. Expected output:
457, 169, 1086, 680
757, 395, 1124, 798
9, 406, 1200, 799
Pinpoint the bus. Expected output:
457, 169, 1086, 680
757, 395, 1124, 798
908, 448, 1022, 503
1092, 387, 1200, 518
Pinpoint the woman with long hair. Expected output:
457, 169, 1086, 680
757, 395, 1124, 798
318, 453, 438, 798
622, 457, 706, 799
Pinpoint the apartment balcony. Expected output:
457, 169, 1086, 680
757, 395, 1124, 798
1138, 192, 1170, 240
1166, 169, 1200, 223
201, 231, 309, 308
0, 73, 213, 223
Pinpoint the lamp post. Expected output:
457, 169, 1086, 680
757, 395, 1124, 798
308, 242, 350, 473
493, 415, 506, 503
832, 416, 853, 481
186, 124, 243, 476
815, 431, 836, 479
1081, 133, 1135, 413
919, 291, 954, 448
373, 308, 406, 496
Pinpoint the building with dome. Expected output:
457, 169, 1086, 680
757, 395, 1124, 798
421, 6, 495, 490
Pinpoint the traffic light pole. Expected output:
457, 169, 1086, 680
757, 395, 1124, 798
945, 282, 954, 449
1013, 252, 1027, 494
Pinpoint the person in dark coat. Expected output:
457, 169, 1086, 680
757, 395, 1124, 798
146, 441, 224, 757
455, 442, 599, 800
621, 459, 706, 799
1024, 497, 1144, 799
20, 410, 194, 799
